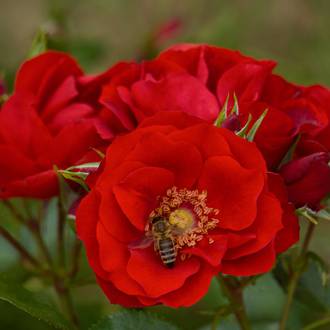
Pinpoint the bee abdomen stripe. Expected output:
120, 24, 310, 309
161, 254, 176, 259
160, 249, 175, 254
159, 241, 173, 248
163, 257, 176, 263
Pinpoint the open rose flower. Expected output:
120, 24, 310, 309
98, 43, 329, 208
0, 51, 112, 198
76, 112, 299, 307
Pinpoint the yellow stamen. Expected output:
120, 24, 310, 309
148, 186, 220, 251
169, 208, 194, 230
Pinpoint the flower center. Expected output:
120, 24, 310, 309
148, 186, 220, 253
169, 208, 195, 231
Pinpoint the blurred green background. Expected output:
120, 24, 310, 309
1, 0, 330, 87
0, 1, 330, 329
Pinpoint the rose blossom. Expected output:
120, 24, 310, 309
76, 112, 299, 307
98, 43, 330, 208
0, 51, 113, 198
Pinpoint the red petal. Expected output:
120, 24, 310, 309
98, 190, 141, 243
113, 166, 175, 230
183, 234, 227, 266
275, 204, 300, 253
131, 73, 219, 121
217, 62, 274, 107
96, 276, 144, 307
219, 128, 267, 172
198, 156, 264, 230
0, 170, 58, 199
221, 242, 276, 276
127, 247, 200, 297
224, 193, 283, 259
125, 132, 203, 188
160, 264, 215, 307
76, 190, 107, 278
169, 124, 232, 161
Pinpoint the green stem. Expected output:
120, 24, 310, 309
279, 222, 315, 330
57, 197, 66, 268
0, 226, 40, 268
69, 239, 82, 278
54, 277, 79, 329
303, 315, 330, 330
3, 200, 79, 328
217, 275, 251, 330
3, 200, 53, 266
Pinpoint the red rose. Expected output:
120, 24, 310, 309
278, 85, 330, 208
0, 51, 109, 198
99, 44, 329, 207
76, 112, 299, 307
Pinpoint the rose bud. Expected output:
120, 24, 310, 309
76, 112, 299, 308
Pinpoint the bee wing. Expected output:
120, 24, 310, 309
128, 236, 153, 250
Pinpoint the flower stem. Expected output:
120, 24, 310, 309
57, 196, 66, 268
53, 276, 79, 329
0, 225, 40, 268
217, 275, 251, 330
279, 222, 315, 330
69, 239, 82, 278
303, 315, 330, 330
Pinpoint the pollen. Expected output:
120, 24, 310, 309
149, 186, 220, 250
169, 208, 195, 230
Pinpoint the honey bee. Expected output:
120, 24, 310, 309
150, 216, 177, 268
129, 215, 177, 268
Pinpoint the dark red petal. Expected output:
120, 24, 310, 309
221, 242, 276, 276
127, 247, 200, 297
198, 156, 264, 230
281, 152, 330, 208
0, 146, 37, 186
113, 166, 175, 230
0, 170, 58, 199
275, 204, 300, 253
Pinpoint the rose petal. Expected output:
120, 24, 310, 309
221, 242, 276, 276
198, 156, 264, 230
125, 132, 203, 188
113, 166, 175, 230
127, 247, 200, 297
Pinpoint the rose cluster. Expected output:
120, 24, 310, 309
1, 44, 329, 307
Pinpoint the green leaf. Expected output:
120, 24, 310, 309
236, 113, 252, 138
90, 310, 179, 330
214, 94, 230, 127
0, 273, 70, 329
230, 94, 239, 116
278, 134, 301, 169
246, 109, 268, 142
28, 29, 48, 58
